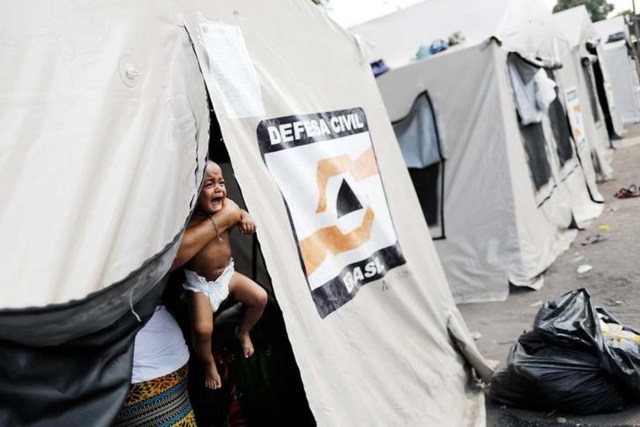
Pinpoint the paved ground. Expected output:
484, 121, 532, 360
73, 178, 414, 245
459, 126, 640, 426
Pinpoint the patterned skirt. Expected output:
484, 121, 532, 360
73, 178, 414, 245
113, 364, 196, 427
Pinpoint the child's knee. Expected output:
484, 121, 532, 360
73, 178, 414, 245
255, 286, 268, 307
193, 320, 213, 339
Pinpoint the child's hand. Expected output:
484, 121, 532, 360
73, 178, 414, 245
239, 211, 257, 235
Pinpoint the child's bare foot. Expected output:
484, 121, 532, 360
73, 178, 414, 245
204, 362, 222, 389
236, 328, 255, 358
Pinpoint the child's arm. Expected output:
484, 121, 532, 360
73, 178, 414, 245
171, 200, 242, 270
238, 209, 257, 235
222, 197, 256, 235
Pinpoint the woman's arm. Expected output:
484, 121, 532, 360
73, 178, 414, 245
170, 199, 242, 270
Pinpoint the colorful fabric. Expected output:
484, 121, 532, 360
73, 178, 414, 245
113, 364, 196, 427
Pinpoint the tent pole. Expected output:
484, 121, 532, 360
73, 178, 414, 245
631, 0, 640, 64
633, 0, 640, 77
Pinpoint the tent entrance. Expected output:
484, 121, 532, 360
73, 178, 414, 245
547, 70, 575, 173
507, 54, 555, 203
164, 106, 315, 426
518, 122, 553, 193
581, 58, 602, 125
586, 43, 621, 141
392, 91, 446, 239
548, 71, 603, 204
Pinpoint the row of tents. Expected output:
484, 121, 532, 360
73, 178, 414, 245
0, 0, 637, 426
351, 1, 639, 303
595, 15, 640, 126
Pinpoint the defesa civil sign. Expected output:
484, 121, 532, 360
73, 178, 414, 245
257, 108, 406, 318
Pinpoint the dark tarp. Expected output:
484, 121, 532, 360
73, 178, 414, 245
546, 71, 574, 168
408, 164, 442, 228
519, 122, 552, 192
0, 235, 180, 427
581, 60, 601, 124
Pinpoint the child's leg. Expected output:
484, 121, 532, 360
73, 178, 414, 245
188, 292, 221, 389
228, 273, 268, 358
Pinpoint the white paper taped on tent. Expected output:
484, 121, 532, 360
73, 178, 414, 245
351, 0, 605, 302
566, 87, 589, 151
198, 21, 265, 119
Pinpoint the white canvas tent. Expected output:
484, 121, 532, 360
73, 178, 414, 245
550, 25, 611, 203
0, 0, 489, 425
350, 0, 604, 303
595, 16, 640, 125
555, 6, 623, 155
544, 17, 616, 199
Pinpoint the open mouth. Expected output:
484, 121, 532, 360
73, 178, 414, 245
211, 196, 223, 209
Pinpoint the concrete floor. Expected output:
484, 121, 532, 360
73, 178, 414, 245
459, 126, 640, 426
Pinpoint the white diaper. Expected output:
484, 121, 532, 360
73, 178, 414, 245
183, 260, 234, 312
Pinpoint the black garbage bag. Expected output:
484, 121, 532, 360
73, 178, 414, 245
597, 308, 640, 392
490, 289, 640, 414
492, 331, 635, 414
